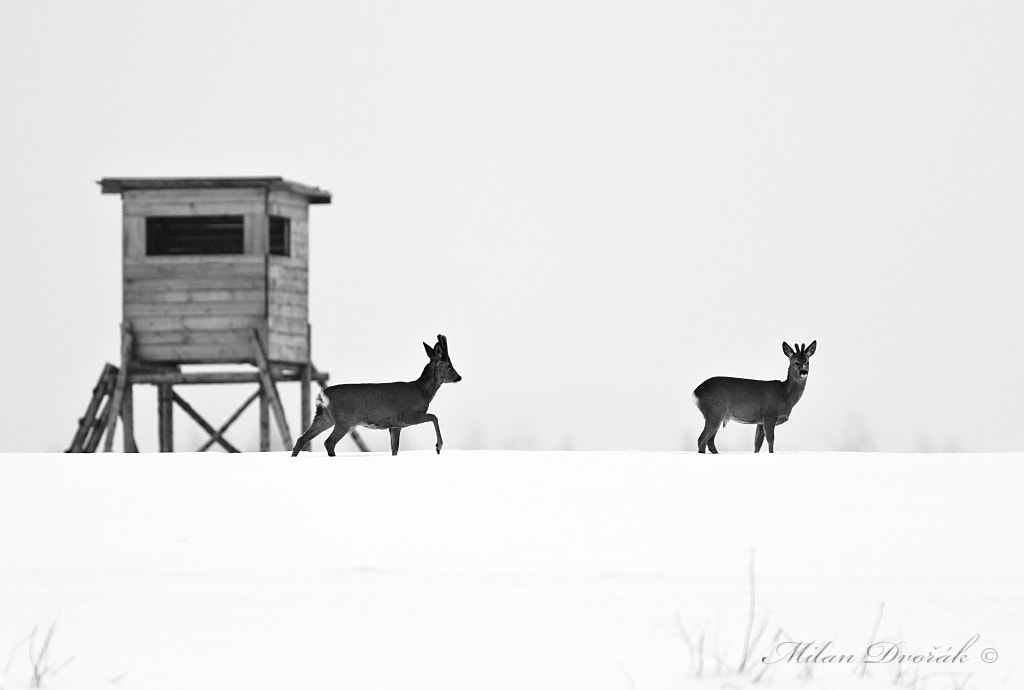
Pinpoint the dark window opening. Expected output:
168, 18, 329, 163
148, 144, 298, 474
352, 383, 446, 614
270, 216, 291, 256
146, 216, 244, 256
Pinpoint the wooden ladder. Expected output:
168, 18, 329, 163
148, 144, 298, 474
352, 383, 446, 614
67, 364, 119, 452
68, 325, 137, 453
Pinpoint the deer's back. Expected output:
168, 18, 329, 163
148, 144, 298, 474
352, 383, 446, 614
322, 382, 428, 429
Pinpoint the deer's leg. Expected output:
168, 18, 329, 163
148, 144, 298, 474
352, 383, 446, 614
754, 424, 765, 453
324, 423, 353, 457
697, 420, 711, 453
696, 411, 720, 454
389, 427, 401, 456
697, 416, 720, 454
763, 420, 776, 453
406, 412, 443, 453
291, 407, 334, 457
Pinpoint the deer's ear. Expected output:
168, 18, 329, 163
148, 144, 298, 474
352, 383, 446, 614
424, 342, 435, 358
805, 340, 817, 357
782, 342, 795, 358
434, 342, 445, 358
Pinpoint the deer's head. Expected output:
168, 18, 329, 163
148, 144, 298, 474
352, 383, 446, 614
423, 334, 462, 384
783, 341, 816, 380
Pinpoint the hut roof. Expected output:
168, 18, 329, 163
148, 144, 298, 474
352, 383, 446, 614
98, 177, 332, 204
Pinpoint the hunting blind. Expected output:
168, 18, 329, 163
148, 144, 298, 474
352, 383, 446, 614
68, 177, 366, 453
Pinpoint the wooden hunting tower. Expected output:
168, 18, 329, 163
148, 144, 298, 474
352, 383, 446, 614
67, 177, 365, 453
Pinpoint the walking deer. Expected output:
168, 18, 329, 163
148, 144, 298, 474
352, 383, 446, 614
291, 334, 462, 456
693, 341, 816, 453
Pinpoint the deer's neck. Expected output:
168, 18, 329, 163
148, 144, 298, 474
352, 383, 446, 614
783, 373, 807, 407
414, 362, 442, 402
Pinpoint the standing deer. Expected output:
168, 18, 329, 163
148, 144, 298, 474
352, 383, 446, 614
291, 334, 462, 457
693, 341, 816, 453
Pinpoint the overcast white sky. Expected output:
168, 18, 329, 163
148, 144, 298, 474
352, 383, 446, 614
1, 1, 1022, 452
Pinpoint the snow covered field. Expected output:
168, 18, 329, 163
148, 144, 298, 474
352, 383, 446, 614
1, 451, 1020, 689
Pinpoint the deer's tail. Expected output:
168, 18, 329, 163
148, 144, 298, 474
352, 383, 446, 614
313, 390, 333, 419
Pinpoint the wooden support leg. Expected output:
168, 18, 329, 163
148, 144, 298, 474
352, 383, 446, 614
251, 330, 292, 449
349, 428, 370, 453
103, 325, 134, 452
259, 388, 270, 451
300, 363, 312, 452
121, 382, 138, 453
158, 384, 174, 452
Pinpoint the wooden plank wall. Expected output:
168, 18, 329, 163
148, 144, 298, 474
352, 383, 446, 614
121, 187, 312, 365
267, 259, 308, 362
125, 256, 267, 363
267, 190, 310, 363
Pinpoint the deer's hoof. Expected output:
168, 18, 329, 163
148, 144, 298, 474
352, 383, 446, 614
436, 444, 442, 454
